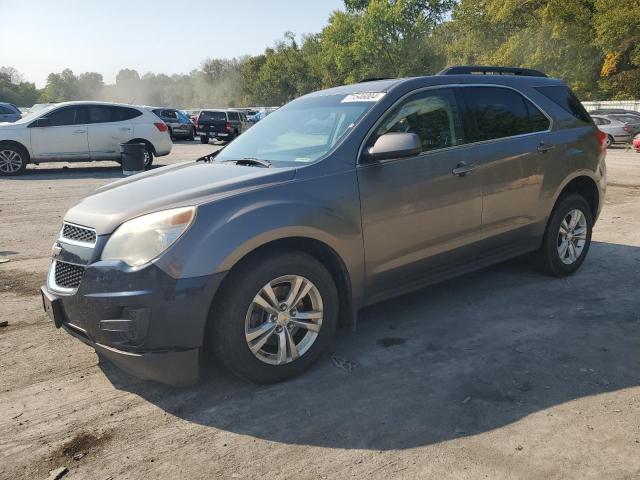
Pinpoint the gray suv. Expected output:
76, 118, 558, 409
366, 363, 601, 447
41, 66, 607, 386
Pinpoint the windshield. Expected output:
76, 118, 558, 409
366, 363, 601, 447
13, 104, 57, 123
215, 94, 379, 166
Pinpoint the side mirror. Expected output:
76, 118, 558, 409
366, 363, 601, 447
363, 132, 422, 162
30, 117, 51, 128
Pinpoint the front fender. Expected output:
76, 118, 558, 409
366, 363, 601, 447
156, 170, 366, 307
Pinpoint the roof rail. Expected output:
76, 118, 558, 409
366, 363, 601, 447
438, 66, 548, 78
358, 77, 393, 83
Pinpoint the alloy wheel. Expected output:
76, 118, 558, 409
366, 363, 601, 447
0, 149, 23, 174
245, 275, 323, 365
557, 209, 588, 265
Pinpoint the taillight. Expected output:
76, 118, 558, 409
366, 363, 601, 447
154, 122, 168, 132
226, 122, 232, 132
596, 128, 608, 155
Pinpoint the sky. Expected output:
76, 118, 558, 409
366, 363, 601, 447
0, 0, 344, 87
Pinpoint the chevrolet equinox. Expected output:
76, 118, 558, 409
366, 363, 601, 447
41, 66, 607, 386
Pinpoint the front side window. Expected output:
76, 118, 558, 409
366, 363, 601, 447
0, 106, 13, 114
369, 88, 464, 153
462, 87, 549, 142
47, 107, 79, 126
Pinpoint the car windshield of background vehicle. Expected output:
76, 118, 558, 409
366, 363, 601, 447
200, 111, 227, 121
215, 94, 380, 166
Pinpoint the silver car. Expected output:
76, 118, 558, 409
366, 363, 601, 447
591, 115, 632, 146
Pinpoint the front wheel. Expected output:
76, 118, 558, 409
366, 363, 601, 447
532, 194, 593, 277
209, 251, 339, 383
0, 144, 28, 176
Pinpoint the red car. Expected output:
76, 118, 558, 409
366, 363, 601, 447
634, 134, 640, 152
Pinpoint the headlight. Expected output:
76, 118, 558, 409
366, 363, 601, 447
101, 207, 196, 267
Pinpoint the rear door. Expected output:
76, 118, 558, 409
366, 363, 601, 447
29, 106, 89, 160
459, 86, 552, 249
357, 87, 484, 300
86, 106, 134, 159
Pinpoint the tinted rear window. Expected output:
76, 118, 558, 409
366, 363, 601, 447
462, 87, 550, 142
535, 85, 592, 124
199, 111, 227, 121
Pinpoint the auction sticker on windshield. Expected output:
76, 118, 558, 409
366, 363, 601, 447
341, 92, 386, 103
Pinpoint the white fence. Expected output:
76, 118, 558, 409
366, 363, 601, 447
582, 100, 640, 112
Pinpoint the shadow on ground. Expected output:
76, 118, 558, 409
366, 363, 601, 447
1, 163, 170, 181
99, 241, 640, 451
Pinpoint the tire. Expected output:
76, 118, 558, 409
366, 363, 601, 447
532, 194, 593, 277
0, 143, 28, 176
209, 250, 339, 383
142, 144, 154, 169
606, 135, 614, 148
200, 135, 208, 144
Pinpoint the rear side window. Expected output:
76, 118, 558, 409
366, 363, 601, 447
461, 87, 550, 142
86, 106, 113, 124
117, 107, 142, 120
0, 106, 13, 114
535, 85, 592, 125
199, 111, 227, 121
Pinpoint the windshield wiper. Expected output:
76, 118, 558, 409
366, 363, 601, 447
222, 157, 272, 168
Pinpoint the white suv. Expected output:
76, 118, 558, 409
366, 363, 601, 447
0, 101, 172, 176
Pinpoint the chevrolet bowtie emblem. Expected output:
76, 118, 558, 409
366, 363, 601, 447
52, 242, 62, 257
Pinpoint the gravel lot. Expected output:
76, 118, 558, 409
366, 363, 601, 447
1, 142, 639, 480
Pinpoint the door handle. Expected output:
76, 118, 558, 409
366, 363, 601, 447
73, 129, 86, 134
452, 162, 477, 177
537, 141, 555, 154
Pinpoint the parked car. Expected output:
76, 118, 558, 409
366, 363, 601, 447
0, 102, 22, 122
196, 109, 245, 143
0, 101, 172, 175
591, 115, 633, 146
633, 133, 640, 152
184, 109, 200, 125
42, 66, 606, 386
150, 107, 195, 141
228, 109, 251, 131
589, 108, 640, 120
605, 114, 640, 136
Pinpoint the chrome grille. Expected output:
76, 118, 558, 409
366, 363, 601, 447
54, 261, 85, 289
61, 223, 96, 245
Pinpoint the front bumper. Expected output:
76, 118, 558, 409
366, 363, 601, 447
43, 260, 225, 387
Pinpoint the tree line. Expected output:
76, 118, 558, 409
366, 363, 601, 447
2, 0, 639, 108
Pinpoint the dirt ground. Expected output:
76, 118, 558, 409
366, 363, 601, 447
1, 143, 639, 480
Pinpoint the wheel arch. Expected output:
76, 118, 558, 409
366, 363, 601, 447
554, 174, 600, 220
0, 140, 31, 163
127, 138, 155, 155
208, 236, 356, 333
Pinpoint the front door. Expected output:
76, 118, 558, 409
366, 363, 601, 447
357, 87, 483, 301
30, 106, 89, 160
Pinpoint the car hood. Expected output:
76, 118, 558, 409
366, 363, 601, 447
64, 161, 297, 235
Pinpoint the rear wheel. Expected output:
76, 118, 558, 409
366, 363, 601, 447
532, 194, 593, 277
142, 144, 154, 169
606, 135, 614, 148
0, 144, 28, 176
200, 135, 208, 144
209, 251, 338, 383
